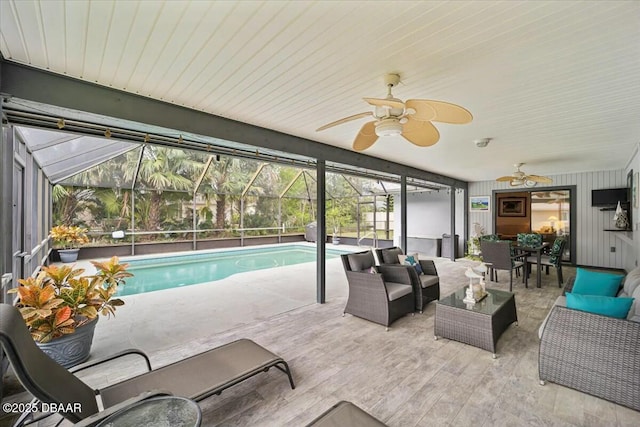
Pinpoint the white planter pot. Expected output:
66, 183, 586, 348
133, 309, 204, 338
58, 248, 80, 263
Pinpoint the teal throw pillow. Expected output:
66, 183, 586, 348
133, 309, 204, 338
572, 268, 624, 297
566, 293, 634, 319
403, 255, 423, 275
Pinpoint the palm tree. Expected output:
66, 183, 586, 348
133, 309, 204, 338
202, 157, 252, 231
122, 146, 203, 235
52, 185, 96, 226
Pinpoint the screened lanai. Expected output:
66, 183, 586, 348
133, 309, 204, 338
10, 122, 458, 279
3, 93, 468, 315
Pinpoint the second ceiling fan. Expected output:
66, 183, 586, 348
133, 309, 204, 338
316, 74, 473, 151
496, 163, 553, 187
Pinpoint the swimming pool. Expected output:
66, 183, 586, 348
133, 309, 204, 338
116, 244, 350, 296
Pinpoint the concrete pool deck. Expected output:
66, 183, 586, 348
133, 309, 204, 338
85, 243, 358, 358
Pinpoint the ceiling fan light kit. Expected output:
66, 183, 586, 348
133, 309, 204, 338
316, 73, 472, 151
375, 119, 403, 137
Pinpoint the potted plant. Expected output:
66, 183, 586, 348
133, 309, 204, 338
326, 206, 349, 245
8, 256, 132, 368
50, 225, 90, 263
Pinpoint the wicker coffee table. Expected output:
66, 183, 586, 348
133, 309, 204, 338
434, 287, 517, 358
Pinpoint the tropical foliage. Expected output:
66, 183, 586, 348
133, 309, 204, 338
50, 225, 90, 249
54, 145, 395, 243
9, 257, 132, 343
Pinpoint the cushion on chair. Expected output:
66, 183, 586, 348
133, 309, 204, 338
517, 233, 542, 247
420, 275, 439, 288
526, 255, 554, 266
347, 252, 375, 271
381, 247, 403, 264
399, 254, 423, 275
548, 238, 565, 265
385, 282, 413, 301
566, 293, 634, 319
572, 268, 624, 297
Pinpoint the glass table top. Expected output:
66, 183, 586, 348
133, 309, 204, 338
437, 287, 514, 315
96, 395, 201, 427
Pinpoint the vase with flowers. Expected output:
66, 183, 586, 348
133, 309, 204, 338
8, 256, 132, 367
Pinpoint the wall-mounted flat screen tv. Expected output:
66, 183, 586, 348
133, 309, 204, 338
591, 188, 629, 207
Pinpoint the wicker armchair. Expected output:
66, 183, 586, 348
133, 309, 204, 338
340, 250, 415, 329
374, 247, 440, 313
480, 240, 526, 291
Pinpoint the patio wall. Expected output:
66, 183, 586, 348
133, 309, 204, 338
52, 234, 307, 261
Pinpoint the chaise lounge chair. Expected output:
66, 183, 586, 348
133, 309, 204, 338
0, 303, 295, 426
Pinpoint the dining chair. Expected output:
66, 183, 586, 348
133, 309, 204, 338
480, 240, 527, 291
527, 238, 567, 287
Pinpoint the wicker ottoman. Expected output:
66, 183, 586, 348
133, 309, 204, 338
434, 287, 517, 358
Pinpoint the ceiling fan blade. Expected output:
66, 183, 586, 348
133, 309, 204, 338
526, 175, 553, 183
401, 116, 440, 147
407, 99, 473, 124
352, 121, 378, 151
363, 97, 405, 110
496, 176, 514, 182
316, 112, 373, 131
405, 99, 436, 121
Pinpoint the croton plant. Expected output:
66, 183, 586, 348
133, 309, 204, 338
9, 257, 133, 343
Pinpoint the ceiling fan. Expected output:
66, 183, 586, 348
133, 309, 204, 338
315, 74, 472, 151
496, 163, 553, 187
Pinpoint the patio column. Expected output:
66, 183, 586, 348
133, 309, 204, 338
316, 160, 326, 304
400, 175, 407, 252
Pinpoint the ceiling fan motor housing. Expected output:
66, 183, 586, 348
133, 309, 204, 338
375, 118, 403, 137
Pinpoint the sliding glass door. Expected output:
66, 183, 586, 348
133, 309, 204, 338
530, 189, 571, 262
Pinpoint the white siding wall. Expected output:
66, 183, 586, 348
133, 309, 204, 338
393, 190, 466, 256
469, 169, 634, 269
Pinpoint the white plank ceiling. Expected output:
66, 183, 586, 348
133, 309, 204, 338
1, 0, 639, 182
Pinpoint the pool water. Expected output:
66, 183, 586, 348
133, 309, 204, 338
117, 245, 349, 296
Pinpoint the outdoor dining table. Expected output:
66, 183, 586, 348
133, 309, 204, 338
513, 242, 550, 288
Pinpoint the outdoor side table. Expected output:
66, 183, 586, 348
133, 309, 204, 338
96, 395, 201, 427
434, 287, 517, 358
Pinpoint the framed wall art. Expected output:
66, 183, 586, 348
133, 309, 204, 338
470, 196, 490, 212
498, 197, 527, 217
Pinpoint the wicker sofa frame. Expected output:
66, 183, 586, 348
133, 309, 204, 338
538, 277, 640, 411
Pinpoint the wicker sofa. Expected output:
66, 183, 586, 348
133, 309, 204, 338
538, 267, 640, 411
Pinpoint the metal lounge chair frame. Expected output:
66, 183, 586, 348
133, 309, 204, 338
0, 303, 295, 426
